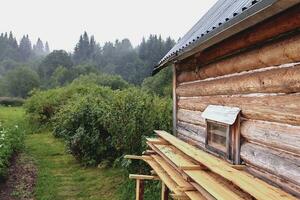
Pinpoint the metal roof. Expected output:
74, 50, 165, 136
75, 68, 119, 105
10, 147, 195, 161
153, 0, 300, 74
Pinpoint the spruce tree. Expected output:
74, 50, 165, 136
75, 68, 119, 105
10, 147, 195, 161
19, 35, 32, 61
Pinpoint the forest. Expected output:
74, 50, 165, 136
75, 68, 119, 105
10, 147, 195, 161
0, 31, 175, 98
0, 31, 175, 200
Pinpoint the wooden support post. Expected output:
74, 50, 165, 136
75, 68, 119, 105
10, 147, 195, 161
136, 179, 144, 200
161, 182, 169, 200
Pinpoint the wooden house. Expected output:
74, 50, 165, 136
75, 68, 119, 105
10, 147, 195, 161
127, 0, 300, 199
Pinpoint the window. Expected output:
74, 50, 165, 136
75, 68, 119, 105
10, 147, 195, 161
207, 120, 228, 153
202, 105, 241, 164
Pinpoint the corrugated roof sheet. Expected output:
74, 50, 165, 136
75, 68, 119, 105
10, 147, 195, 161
153, 0, 299, 74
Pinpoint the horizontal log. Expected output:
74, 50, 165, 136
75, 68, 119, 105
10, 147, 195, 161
177, 122, 206, 145
241, 143, 300, 186
177, 109, 206, 127
247, 165, 300, 198
177, 133, 205, 149
176, 64, 300, 97
241, 120, 300, 155
177, 4, 300, 72
177, 34, 300, 83
178, 94, 300, 125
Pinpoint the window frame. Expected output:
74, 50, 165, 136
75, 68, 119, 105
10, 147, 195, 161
205, 119, 232, 162
201, 105, 241, 164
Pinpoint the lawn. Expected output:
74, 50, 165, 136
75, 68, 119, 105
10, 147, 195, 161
0, 106, 125, 200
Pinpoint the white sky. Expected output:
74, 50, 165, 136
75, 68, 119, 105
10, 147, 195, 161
1, 0, 217, 52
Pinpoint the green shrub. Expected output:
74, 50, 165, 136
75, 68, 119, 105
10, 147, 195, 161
53, 87, 116, 165
0, 118, 26, 180
107, 88, 172, 156
0, 97, 24, 106
24, 84, 99, 126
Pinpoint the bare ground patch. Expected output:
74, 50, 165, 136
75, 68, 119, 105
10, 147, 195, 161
0, 153, 37, 200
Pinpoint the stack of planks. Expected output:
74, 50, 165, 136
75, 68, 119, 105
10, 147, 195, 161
128, 130, 299, 200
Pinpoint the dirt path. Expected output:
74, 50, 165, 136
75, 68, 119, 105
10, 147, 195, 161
0, 153, 37, 200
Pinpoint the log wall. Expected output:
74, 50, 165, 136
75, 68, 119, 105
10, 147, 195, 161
174, 30, 300, 196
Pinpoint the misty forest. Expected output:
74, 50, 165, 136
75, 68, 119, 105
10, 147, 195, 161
0, 30, 175, 200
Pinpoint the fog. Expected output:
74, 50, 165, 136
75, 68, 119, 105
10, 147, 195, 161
0, 0, 217, 51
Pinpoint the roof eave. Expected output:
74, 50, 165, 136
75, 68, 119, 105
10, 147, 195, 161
153, 0, 300, 75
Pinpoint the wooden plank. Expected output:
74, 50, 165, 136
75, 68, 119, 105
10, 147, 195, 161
241, 143, 300, 186
124, 155, 151, 160
155, 130, 298, 200
144, 157, 187, 198
151, 155, 195, 191
178, 94, 300, 125
177, 33, 300, 83
177, 4, 300, 72
129, 174, 160, 180
185, 191, 207, 200
241, 120, 300, 155
146, 137, 169, 145
247, 165, 300, 198
151, 144, 197, 169
176, 64, 300, 97
190, 183, 216, 200
185, 170, 245, 200
177, 109, 206, 127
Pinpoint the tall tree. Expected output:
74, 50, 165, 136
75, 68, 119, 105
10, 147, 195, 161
39, 50, 73, 81
33, 38, 44, 55
19, 35, 32, 61
45, 42, 50, 53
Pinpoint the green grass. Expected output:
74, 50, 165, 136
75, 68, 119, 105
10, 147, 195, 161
1, 106, 125, 200
0, 106, 25, 126
25, 132, 125, 200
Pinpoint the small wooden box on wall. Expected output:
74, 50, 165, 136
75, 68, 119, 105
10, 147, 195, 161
202, 105, 241, 164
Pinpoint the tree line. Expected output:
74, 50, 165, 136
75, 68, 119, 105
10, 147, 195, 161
0, 31, 175, 98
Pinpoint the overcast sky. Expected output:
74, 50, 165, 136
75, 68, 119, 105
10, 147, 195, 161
1, 0, 217, 52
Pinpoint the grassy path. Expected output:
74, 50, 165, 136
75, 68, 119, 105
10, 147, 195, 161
1, 106, 125, 200
25, 132, 124, 200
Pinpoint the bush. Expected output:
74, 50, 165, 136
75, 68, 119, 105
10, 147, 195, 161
0, 97, 24, 106
0, 114, 26, 180
24, 84, 99, 126
53, 87, 116, 165
107, 88, 172, 156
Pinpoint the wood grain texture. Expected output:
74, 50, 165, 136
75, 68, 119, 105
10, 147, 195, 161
177, 34, 300, 83
247, 165, 300, 198
178, 94, 300, 125
176, 64, 300, 97
177, 4, 300, 72
241, 120, 300, 155
177, 121, 206, 144
241, 143, 300, 186
156, 130, 298, 200
177, 109, 206, 127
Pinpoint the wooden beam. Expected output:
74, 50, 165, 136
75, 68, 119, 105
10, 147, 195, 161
176, 64, 300, 97
173, 64, 178, 135
129, 174, 160, 180
177, 33, 300, 83
155, 130, 298, 200
241, 119, 300, 155
178, 93, 300, 126
177, 109, 206, 127
177, 4, 300, 72
241, 143, 300, 186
